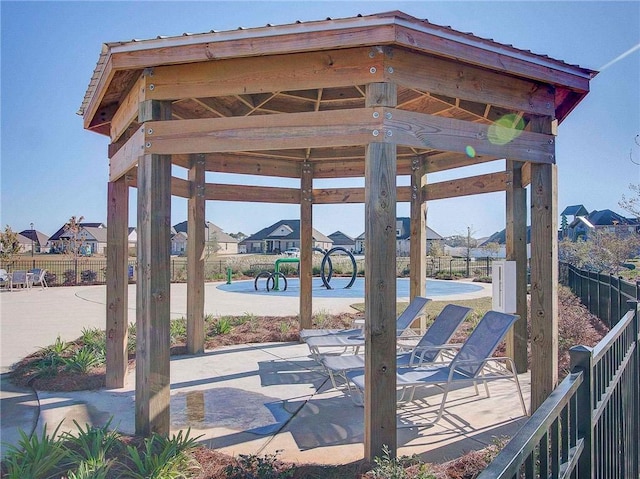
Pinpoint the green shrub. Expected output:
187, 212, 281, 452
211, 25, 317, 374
211, 317, 232, 335
64, 347, 105, 373
170, 318, 187, 343
61, 419, 120, 477
225, 452, 293, 479
80, 269, 97, 283
123, 429, 200, 479
2, 422, 69, 479
366, 445, 435, 479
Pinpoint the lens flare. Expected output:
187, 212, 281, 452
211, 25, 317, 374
465, 145, 476, 158
488, 113, 525, 146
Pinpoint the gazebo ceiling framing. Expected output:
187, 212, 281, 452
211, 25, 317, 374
81, 11, 595, 205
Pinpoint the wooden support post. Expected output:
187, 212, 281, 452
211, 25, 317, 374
529, 162, 558, 412
410, 157, 427, 332
364, 82, 397, 461
136, 99, 172, 436
187, 154, 205, 354
106, 176, 129, 388
300, 161, 313, 330
505, 160, 528, 373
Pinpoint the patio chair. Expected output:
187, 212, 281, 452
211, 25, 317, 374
305, 296, 430, 361
345, 310, 527, 427
0, 269, 9, 290
9, 270, 30, 291
300, 296, 430, 341
29, 268, 48, 289
320, 304, 472, 388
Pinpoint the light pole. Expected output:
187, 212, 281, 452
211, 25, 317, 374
30, 222, 34, 257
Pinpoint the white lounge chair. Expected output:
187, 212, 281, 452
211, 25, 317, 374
29, 268, 48, 289
345, 310, 527, 426
0, 269, 10, 290
321, 304, 472, 388
305, 296, 430, 361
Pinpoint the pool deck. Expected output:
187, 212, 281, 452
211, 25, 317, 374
0, 279, 526, 467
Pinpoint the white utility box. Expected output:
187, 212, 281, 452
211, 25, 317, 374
492, 260, 516, 313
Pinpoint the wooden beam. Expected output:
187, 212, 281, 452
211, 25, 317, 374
106, 176, 129, 388
394, 23, 591, 93
135, 100, 172, 436
204, 183, 300, 203
144, 108, 380, 154
389, 48, 555, 116
364, 82, 397, 461
410, 157, 427, 332
200, 153, 302, 178
147, 47, 383, 100
300, 162, 313, 329
529, 162, 559, 412
109, 126, 145, 182
313, 186, 413, 204
110, 74, 147, 142
505, 160, 528, 373
108, 24, 396, 71
387, 109, 556, 164
425, 151, 500, 174
122, 170, 192, 199
423, 171, 507, 201
187, 154, 205, 354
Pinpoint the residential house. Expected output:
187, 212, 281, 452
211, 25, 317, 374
48, 222, 107, 255
354, 218, 444, 256
328, 231, 356, 252
127, 227, 137, 249
560, 204, 589, 238
566, 208, 639, 241
240, 220, 332, 254
355, 232, 365, 254
170, 230, 188, 255
172, 221, 239, 255
476, 227, 532, 258
18, 229, 50, 253
394, 217, 444, 257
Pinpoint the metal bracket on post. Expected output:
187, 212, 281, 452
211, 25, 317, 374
301, 162, 313, 203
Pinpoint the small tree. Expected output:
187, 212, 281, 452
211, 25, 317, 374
204, 232, 220, 259
479, 241, 501, 258
0, 225, 22, 270
428, 240, 444, 257
63, 215, 85, 284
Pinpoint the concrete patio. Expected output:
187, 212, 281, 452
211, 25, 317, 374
0, 280, 529, 466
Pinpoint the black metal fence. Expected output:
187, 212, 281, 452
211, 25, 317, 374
479, 304, 640, 478
561, 262, 640, 327
0, 258, 235, 286
2, 255, 495, 286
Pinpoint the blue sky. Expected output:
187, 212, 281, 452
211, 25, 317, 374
1, 1, 639, 239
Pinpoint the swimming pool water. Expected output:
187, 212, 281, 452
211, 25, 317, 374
217, 277, 484, 298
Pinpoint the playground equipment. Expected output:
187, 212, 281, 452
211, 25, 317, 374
254, 247, 357, 292
320, 246, 357, 289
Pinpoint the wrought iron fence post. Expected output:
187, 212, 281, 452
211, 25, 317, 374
570, 344, 594, 478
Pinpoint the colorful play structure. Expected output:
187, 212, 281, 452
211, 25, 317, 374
254, 247, 357, 292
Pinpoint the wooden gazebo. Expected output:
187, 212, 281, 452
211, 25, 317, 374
80, 11, 595, 460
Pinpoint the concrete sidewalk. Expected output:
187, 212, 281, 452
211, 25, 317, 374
1, 280, 521, 465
